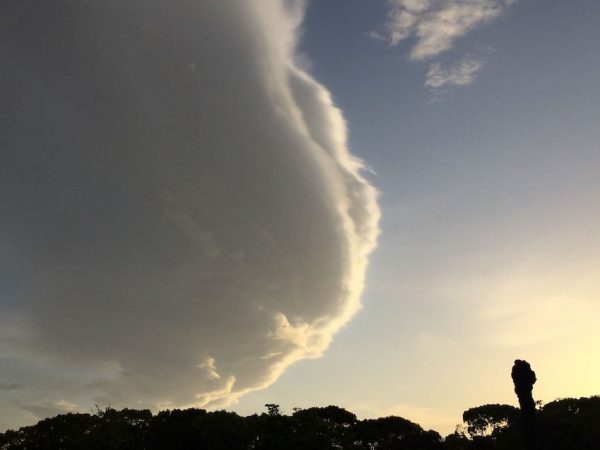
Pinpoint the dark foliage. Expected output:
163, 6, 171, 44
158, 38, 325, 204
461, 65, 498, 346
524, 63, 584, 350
511, 360, 537, 450
1, 397, 599, 450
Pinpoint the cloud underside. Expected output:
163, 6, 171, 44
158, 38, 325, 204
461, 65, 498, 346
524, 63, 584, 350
0, 0, 379, 423
378, 0, 514, 60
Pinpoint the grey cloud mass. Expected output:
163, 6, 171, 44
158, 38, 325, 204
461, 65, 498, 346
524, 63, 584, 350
0, 0, 379, 428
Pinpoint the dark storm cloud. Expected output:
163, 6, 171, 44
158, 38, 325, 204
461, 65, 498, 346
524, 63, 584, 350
0, 0, 379, 423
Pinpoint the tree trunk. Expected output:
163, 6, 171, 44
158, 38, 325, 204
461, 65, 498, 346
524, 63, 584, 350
511, 359, 538, 450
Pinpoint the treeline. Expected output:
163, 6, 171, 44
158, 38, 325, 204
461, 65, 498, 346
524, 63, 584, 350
1, 396, 599, 449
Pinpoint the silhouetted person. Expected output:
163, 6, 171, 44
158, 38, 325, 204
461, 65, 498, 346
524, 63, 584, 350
512, 359, 538, 450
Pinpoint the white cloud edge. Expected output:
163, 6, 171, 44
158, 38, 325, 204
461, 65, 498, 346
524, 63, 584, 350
187, 1, 382, 410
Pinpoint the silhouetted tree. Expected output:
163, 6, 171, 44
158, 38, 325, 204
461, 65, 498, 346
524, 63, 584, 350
264, 404, 281, 417
0, 413, 98, 450
198, 410, 251, 449
92, 408, 151, 449
146, 408, 207, 450
247, 411, 295, 449
1, 394, 600, 450
462, 404, 518, 438
292, 406, 358, 449
356, 416, 441, 449
511, 360, 537, 450
442, 431, 471, 450
538, 396, 600, 450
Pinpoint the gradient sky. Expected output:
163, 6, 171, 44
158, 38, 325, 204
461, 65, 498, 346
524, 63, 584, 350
232, 0, 600, 433
1, 0, 600, 435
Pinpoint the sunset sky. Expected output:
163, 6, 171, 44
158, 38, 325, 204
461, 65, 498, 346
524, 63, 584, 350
1, 0, 599, 435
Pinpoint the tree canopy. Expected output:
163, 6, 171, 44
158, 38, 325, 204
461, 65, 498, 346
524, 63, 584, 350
1, 396, 599, 449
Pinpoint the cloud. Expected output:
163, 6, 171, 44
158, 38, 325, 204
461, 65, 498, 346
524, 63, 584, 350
374, 0, 515, 60
0, 0, 379, 428
19, 400, 78, 422
0, 383, 22, 392
424, 56, 484, 89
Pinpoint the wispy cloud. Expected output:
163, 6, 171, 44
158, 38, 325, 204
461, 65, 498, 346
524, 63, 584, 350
424, 55, 484, 89
373, 0, 515, 90
375, 0, 514, 60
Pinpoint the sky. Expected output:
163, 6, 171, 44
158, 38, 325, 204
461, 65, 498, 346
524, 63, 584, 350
1, 0, 599, 435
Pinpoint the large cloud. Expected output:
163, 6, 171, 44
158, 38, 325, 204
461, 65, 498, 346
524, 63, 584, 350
0, 0, 379, 428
